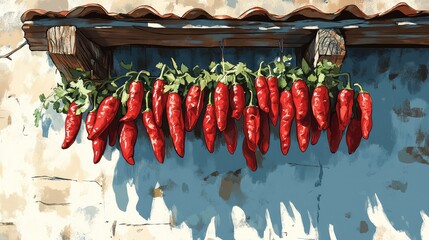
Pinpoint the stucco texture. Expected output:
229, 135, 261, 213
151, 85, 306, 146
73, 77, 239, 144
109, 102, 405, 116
1, 0, 429, 239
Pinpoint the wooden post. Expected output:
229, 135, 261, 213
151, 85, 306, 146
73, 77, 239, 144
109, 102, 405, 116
304, 29, 346, 67
47, 26, 111, 81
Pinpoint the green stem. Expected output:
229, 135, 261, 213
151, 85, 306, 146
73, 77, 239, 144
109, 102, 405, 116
208, 91, 213, 105
257, 61, 264, 76
91, 92, 98, 111
159, 64, 166, 80
144, 90, 151, 111
354, 83, 365, 93
249, 90, 254, 106
268, 64, 272, 77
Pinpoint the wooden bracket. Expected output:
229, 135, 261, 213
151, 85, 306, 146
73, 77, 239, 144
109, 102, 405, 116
304, 29, 346, 67
47, 26, 111, 81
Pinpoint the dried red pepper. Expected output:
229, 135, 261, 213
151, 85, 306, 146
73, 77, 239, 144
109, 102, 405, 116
243, 96, 260, 152
185, 85, 204, 131
311, 85, 330, 130
120, 80, 144, 122
346, 115, 362, 154
85, 111, 97, 135
242, 138, 257, 171
223, 117, 238, 154
214, 82, 229, 131
291, 79, 309, 122
152, 79, 168, 127
258, 110, 270, 154
230, 84, 245, 120
327, 111, 343, 153
61, 102, 82, 149
255, 76, 270, 113
296, 114, 311, 152
108, 117, 119, 146
279, 89, 295, 155
336, 86, 354, 131
166, 92, 185, 158
355, 83, 373, 139
88, 96, 120, 140
92, 130, 108, 164
267, 76, 279, 126
203, 93, 216, 153
119, 121, 138, 165
142, 92, 165, 163
311, 112, 321, 145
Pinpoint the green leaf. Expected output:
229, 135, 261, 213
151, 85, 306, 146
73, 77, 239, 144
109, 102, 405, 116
209, 61, 216, 70
53, 101, 60, 111
164, 73, 175, 83
223, 62, 234, 71
156, 62, 164, 69
120, 61, 133, 71
121, 90, 129, 105
278, 76, 287, 89
102, 89, 108, 95
318, 73, 326, 83
180, 64, 189, 73
39, 94, 46, 102
171, 58, 179, 72
308, 74, 317, 83
200, 78, 207, 91
301, 58, 311, 75
97, 96, 104, 104
54, 88, 67, 98
43, 101, 50, 110
33, 109, 41, 127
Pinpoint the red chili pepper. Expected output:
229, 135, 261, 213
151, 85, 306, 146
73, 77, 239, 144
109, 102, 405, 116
120, 81, 144, 122
279, 90, 295, 155
355, 83, 373, 139
61, 102, 82, 149
214, 82, 229, 131
258, 110, 270, 154
267, 76, 279, 126
327, 111, 343, 153
223, 117, 238, 154
92, 130, 108, 164
152, 79, 168, 127
230, 84, 245, 120
119, 121, 138, 165
336, 88, 354, 131
185, 85, 204, 131
311, 112, 321, 145
311, 85, 330, 130
243, 104, 260, 152
166, 92, 185, 158
291, 79, 309, 122
142, 93, 165, 163
85, 111, 96, 135
255, 76, 270, 113
88, 96, 120, 140
108, 118, 119, 147
203, 93, 216, 153
346, 116, 362, 154
296, 114, 310, 152
242, 138, 257, 171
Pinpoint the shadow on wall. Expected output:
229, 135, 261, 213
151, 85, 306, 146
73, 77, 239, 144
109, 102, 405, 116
110, 46, 429, 239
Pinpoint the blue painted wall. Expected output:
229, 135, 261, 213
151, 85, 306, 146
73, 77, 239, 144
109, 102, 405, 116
109, 46, 429, 239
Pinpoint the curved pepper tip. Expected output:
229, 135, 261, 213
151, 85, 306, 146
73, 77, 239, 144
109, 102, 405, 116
126, 157, 135, 165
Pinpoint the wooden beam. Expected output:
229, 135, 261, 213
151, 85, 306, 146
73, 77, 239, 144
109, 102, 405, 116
22, 16, 429, 50
304, 29, 346, 67
46, 26, 111, 81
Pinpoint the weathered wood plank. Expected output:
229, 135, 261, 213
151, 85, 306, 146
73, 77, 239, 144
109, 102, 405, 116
47, 26, 111, 80
22, 16, 429, 50
304, 29, 346, 67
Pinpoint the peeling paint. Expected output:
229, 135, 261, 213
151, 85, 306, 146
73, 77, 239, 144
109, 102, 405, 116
393, 100, 426, 122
